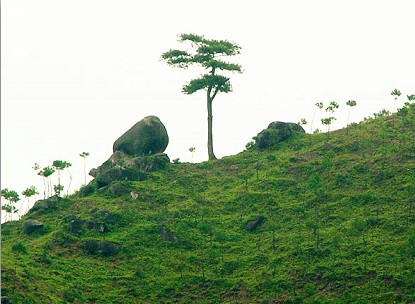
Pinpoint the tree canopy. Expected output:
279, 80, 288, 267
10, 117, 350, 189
161, 33, 242, 160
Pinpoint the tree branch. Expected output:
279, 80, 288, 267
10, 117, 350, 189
211, 86, 220, 101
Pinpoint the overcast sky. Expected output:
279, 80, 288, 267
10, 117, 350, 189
2, 0, 414, 221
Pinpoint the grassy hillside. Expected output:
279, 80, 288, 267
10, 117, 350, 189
2, 103, 415, 303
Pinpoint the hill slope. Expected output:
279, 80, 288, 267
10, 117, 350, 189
2, 103, 415, 303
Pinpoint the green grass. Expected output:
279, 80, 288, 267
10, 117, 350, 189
2, 103, 415, 303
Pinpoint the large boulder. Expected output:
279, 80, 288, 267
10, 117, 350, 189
88, 116, 170, 189
255, 121, 305, 149
113, 116, 169, 156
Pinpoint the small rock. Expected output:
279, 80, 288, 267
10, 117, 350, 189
23, 219, 44, 234
160, 225, 178, 243
245, 216, 265, 231
130, 191, 139, 200
107, 183, 131, 196
83, 240, 120, 256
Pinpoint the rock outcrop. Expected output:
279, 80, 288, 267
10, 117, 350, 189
89, 151, 170, 188
29, 196, 61, 214
113, 116, 169, 156
82, 240, 120, 256
23, 219, 45, 234
254, 121, 305, 149
87, 116, 170, 190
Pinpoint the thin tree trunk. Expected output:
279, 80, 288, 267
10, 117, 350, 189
43, 178, 47, 199
83, 159, 87, 185
67, 169, 72, 196
207, 95, 216, 160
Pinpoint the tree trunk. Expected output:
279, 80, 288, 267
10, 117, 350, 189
207, 97, 217, 160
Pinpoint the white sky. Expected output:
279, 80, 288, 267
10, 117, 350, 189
1, 0, 414, 220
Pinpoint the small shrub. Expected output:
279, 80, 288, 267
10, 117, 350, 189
199, 161, 214, 169
51, 231, 78, 247
63, 289, 82, 303
245, 140, 255, 150
266, 154, 276, 161
11, 241, 28, 254
303, 282, 317, 296
289, 156, 299, 163
83, 240, 100, 255
101, 241, 120, 256
78, 182, 97, 197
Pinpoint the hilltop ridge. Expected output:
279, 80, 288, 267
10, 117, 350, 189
1, 103, 415, 303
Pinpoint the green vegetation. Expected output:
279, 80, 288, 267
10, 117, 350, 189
79, 152, 90, 185
346, 100, 357, 132
34, 164, 56, 199
1, 189, 20, 222
189, 147, 196, 163
21, 186, 39, 217
52, 160, 72, 196
161, 33, 243, 160
2, 102, 415, 303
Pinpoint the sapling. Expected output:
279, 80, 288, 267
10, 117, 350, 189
52, 160, 72, 197
38, 166, 55, 198
321, 101, 339, 135
391, 88, 401, 112
298, 118, 307, 128
79, 152, 90, 185
255, 160, 262, 180
189, 147, 196, 163
53, 184, 64, 196
21, 186, 39, 217
346, 100, 357, 133
240, 170, 250, 191
321, 117, 336, 133
310, 102, 324, 133
1, 189, 20, 222
66, 166, 73, 196
326, 101, 339, 115
33, 163, 46, 199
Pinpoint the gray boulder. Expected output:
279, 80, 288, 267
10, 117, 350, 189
83, 240, 120, 256
29, 195, 61, 214
255, 121, 305, 149
88, 116, 170, 189
245, 215, 265, 231
94, 166, 145, 188
90, 151, 170, 188
113, 116, 169, 156
23, 219, 44, 234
